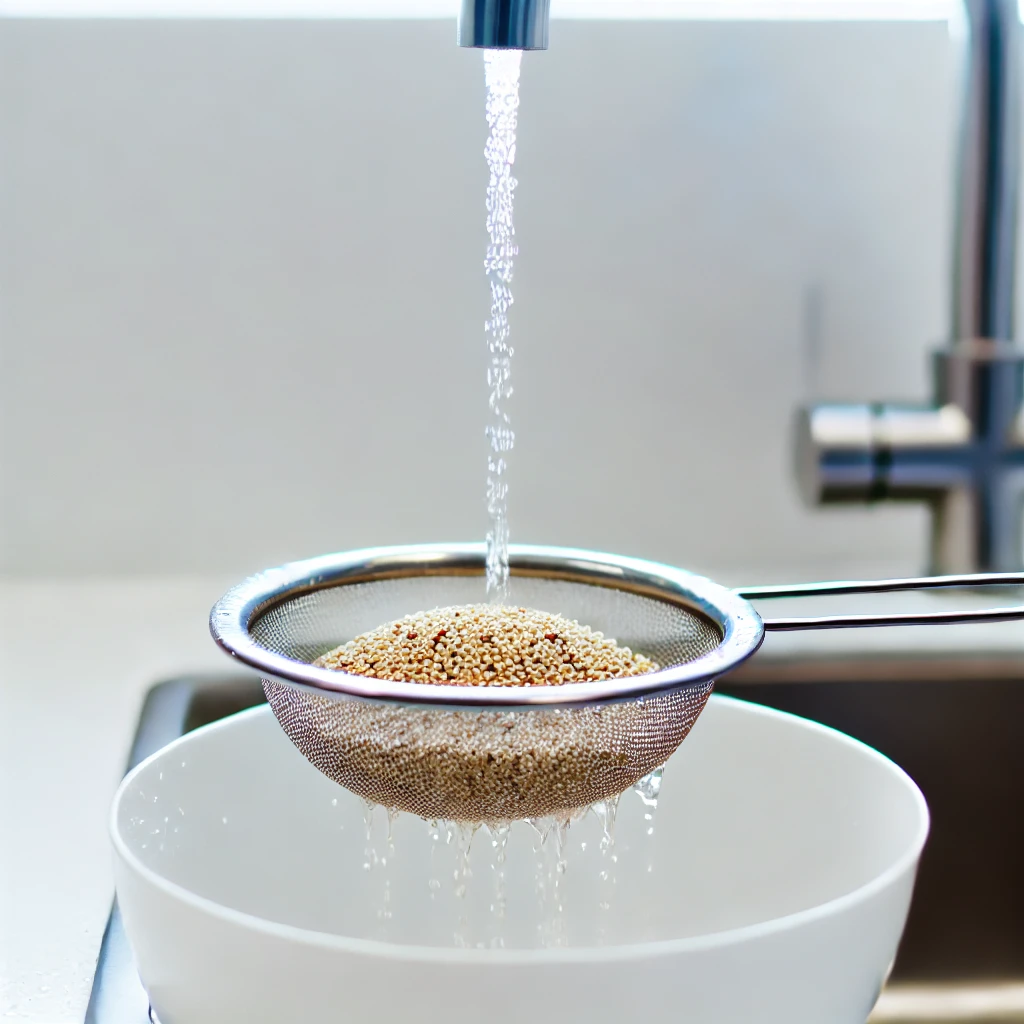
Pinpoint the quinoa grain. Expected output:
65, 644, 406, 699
314, 605, 658, 686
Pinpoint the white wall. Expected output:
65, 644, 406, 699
0, 17, 960, 581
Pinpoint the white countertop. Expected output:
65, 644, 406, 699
2, 571, 1023, 1023
0, 576, 233, 1023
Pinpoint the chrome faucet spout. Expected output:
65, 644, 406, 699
458, 0, 550, 50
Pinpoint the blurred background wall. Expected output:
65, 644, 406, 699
0, 15, 964, 582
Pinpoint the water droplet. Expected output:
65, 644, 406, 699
634, 766, 664, 809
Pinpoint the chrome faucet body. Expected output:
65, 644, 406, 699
798, 0, 1024, 573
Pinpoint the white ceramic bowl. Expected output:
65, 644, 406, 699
111, 696, 928, 1024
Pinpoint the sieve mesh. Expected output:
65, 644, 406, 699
247, 572, 722, 821
249, 575, 723, 670
264, 680, 714, 822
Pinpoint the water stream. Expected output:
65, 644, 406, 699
482, 48, 522, 602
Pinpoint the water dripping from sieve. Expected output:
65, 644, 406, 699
361, 800, 377, 874
634, 766, 664, 876
447, 820, 480, 947
592, 794, 621, 939
487, 821, 511, 948
527, 812, 582, 947
379, 807, 398, 928
427, 819, 443, 901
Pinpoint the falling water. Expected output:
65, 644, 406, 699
528, 816, 556, 946
548, 818, 571, 948
633, 766, 664, 878
447, 820, 480, 947
592, 794, 620, 940
527, 811, 585, 947
361, 800, 377, 875
487, 822, 511, 948
352, 789, 668, 948
482, 48, 522, 602
380, 806, 398, 926
427, 819, 443, 901
362, 801, 398, 937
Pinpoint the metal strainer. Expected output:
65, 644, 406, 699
210, 544, 1024, 822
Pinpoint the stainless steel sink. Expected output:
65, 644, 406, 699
89, 659, 1023, 1023
720, 653, 1024, 1023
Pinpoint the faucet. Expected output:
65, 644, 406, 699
797, 0, 1024, 574
458, 0, 1024, 572
458, 0, 550, 49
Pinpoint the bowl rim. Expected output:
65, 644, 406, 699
110, 695, 930, 965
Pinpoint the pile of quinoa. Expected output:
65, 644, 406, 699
271, 605, 685, 820
313, 605, 658, 685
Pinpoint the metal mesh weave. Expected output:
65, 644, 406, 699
250, 573, 723, 822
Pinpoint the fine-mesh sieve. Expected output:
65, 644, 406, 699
210, 544, 1024, 822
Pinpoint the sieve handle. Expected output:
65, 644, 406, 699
737, 572, 1024, 631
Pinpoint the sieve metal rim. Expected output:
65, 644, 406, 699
209, 543, 765, 711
